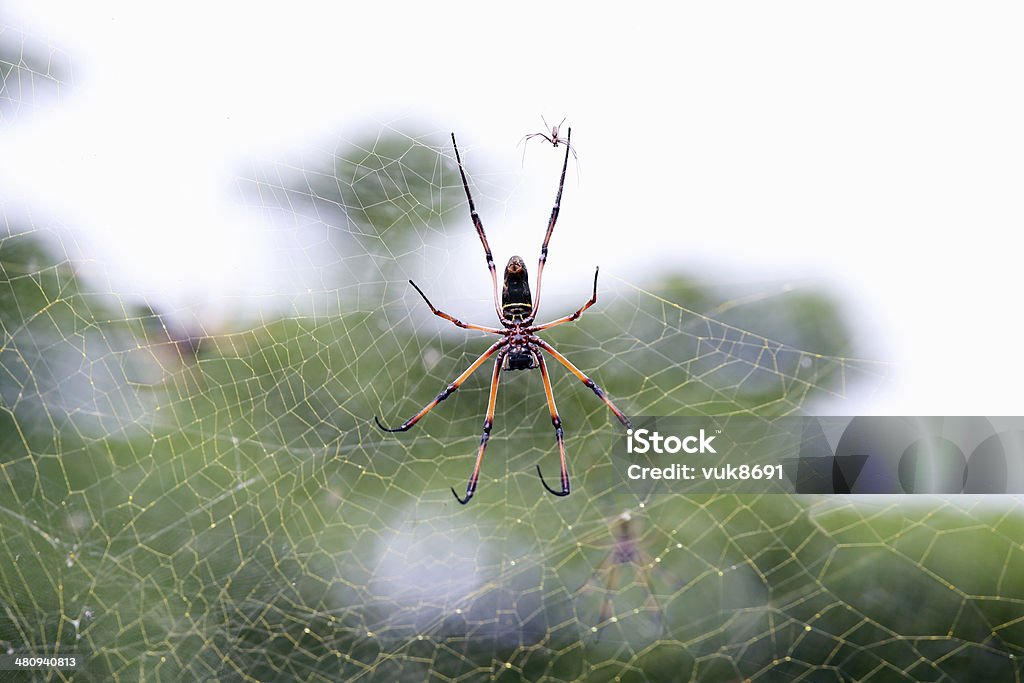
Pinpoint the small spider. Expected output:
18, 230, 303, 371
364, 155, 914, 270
520, 116, 578, 160
576, 511, 667, 639
375, 128, 631, 505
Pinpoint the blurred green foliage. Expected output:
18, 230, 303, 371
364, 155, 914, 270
0, 131, 1020, 682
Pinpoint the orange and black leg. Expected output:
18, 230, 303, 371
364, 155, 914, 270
532, 337, 633, 430
452, 350, 506, 504
451, 133, 505, 323
529, 266, 599, 333
536, 353, 570, 497
408, 280, 502, 334
374, 340, 506, 433
530, 128, 572, 319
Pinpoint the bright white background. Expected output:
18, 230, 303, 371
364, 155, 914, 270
2, 2, 1022, 414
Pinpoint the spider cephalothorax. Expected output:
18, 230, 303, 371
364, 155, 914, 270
375, 127, 631, 504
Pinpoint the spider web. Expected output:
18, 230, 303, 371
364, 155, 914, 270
2, 32, 1023, 683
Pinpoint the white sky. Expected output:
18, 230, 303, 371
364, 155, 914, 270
2, 2, 1023, 414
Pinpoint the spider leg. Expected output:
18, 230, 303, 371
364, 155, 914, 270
574, 553, 620, 640
528, 266, 599, 333
634, 561, 668, 637
452, 350, 506, 505
530, 127, 572, 321
408, 280, 503, 334
599, 560, 620, 626
531, 337, 633, 430
519, 132, 554, 146
518, 133, 555, 166
374, 339, 506, 432
451, 133, 505, 323
536, 353, 570, 497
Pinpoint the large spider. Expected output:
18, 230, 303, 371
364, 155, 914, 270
375, 128, 632, 505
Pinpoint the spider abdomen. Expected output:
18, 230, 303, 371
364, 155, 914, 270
501, 255, 533, 322
505, 347, 539, 371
